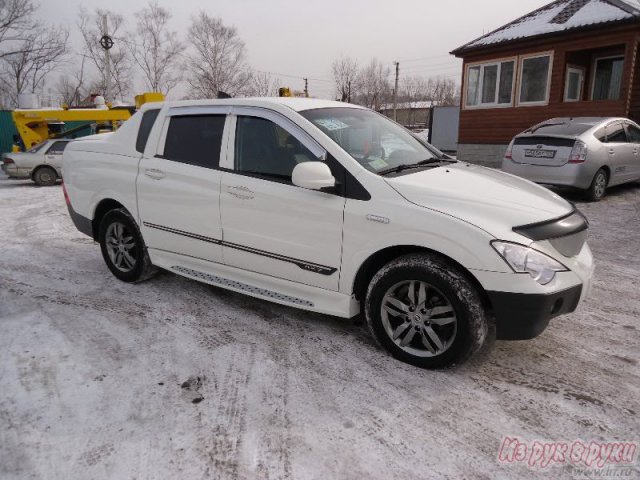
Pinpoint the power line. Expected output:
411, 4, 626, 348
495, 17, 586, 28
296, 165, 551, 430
395, 53, 453, 63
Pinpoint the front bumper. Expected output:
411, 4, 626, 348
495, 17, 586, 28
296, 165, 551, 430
471, 241, 594, 340
487, 284, 582, 340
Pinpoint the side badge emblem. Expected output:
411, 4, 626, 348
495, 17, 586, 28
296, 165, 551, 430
366, 214, 390, 224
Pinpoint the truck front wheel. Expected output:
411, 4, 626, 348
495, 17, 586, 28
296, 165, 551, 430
365, 253, 488, 369
98, 208, 156, 283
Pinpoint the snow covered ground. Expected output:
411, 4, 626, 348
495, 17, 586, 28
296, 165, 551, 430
0, 175, 638, 479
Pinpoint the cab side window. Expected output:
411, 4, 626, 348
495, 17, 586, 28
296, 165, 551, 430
162, 115, 226, 169
46, 141, 69, 155
605, 123, 628, 143
625, 124, 640, 143
234, 116, 317, 182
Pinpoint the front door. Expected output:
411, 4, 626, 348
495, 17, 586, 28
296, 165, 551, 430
220, 109, 345, 291
137, 110, 228, 264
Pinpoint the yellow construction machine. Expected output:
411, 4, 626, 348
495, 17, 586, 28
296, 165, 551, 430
11, 92, 164, 152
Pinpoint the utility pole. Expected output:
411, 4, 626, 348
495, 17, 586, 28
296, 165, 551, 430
303, 77, 309, 97
101, 14, 112, 103
393, 61, 399, 122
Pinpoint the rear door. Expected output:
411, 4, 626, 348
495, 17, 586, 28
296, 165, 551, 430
604, 122, 633, 184
510, 135, 575, 167
623, 122, 640, 180
137, 107, 229, 264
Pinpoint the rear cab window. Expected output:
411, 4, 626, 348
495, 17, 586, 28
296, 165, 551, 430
136, 109, 161, 153
162, 115, 226, 169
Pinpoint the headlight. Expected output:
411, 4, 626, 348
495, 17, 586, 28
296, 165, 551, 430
491, 241, 568, 285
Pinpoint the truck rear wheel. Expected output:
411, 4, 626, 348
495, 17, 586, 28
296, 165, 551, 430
98, 208, 156, 283
33, 166, 57, 186
365, 253, 488, 369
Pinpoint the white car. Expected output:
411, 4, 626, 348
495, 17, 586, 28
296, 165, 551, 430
62, 98, 594, 368
1, 138, 70, 185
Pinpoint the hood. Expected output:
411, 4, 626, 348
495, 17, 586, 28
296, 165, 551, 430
385, 162, 573, 239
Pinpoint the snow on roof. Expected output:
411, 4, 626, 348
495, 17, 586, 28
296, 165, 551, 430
453, 0, 640, 53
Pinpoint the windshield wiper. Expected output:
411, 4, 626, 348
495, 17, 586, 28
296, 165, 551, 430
377, 158, 445, 176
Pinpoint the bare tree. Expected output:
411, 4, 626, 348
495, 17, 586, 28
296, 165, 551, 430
354, 58, 390, 110
129, 1, 183, 95
425, 76, 459, 105
331, 56, 359, 102
1, 25, 68, 105
399, 75, 428, 103
0, 0, 37, 58
185, 11, 251, 98
56, 54, 88, 106
246, 71, 280, 97
78, 7, 133, 101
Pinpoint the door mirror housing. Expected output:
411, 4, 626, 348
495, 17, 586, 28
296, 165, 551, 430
292, 162, 335, 191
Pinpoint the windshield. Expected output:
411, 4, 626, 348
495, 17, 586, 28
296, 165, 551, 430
300, 107, 438, 173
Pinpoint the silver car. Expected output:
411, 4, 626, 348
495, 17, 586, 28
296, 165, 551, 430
1, 139, 70, 186
502, 117, 640, 201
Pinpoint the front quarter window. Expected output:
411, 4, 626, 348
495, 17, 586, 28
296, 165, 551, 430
300, 108, 437, 173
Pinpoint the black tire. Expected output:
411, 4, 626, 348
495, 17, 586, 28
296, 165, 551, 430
33, 166, 57, 186
98, 208, 156, 283
585, 168, 608, 202
365, 253, 488, 369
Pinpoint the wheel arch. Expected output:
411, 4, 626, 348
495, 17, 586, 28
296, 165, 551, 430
31, 164, 58, 180
352, 245, 493, 313
91, 198, 128, 241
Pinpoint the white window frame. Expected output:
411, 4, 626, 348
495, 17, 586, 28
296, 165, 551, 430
516, 51, 554, 107
463, 56, 517, 110
564, 66, 585, 102
590, 55, 625, 101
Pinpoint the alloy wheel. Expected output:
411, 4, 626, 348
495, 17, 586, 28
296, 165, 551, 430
594, 172, 606, 199
380, 280, 457, 357
105, 221, 137, 272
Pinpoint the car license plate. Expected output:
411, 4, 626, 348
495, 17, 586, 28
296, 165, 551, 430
524, 149, 556, 159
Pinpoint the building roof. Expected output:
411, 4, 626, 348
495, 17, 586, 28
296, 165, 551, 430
452, 0, 640, 55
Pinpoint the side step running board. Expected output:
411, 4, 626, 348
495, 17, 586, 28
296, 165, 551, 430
172, 265, 314, 307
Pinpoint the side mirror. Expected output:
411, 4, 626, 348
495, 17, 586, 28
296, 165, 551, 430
292, 162, 335, 191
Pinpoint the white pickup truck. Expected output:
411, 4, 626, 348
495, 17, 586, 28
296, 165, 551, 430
63, 98, 594, 368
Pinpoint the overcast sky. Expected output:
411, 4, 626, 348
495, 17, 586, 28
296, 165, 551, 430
37, 0, 550, 99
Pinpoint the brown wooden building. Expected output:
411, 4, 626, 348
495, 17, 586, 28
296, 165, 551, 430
451, 0, 640, 166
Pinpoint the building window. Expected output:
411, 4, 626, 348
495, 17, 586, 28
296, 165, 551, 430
592, 56, 624, 100
465, 59, 515, 108
518, 53, 552, 105
564, 67, 584, 102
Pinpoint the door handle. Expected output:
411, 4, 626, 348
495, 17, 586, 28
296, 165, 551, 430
226, 185, 254, 199
144, 168, 165, 180
608, 149, 615, 155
